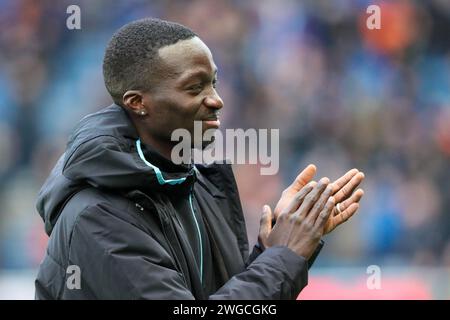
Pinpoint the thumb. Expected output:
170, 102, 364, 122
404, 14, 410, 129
258, 205, 273, 249
291, 164, 317, 190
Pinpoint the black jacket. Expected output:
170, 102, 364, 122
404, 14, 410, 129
35, 104, 322, 299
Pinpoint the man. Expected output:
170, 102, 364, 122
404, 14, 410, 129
35, 18, 364, 299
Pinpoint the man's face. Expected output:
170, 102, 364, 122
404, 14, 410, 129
141, 36, 223, 148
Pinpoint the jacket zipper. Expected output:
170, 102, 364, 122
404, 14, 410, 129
135, 138, 203, 284
189, 188, 203, 284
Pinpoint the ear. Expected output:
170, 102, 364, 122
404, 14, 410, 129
122, 90, 148, 116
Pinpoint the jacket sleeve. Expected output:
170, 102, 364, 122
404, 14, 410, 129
247, 240, 324, 269
68, 204, 310, 300
211, 246, 308, 299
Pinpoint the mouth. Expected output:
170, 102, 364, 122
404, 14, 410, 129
202, 114, 220, 128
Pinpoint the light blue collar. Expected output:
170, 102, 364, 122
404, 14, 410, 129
136, 139, 187, 186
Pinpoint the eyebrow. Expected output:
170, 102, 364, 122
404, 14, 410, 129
179, 68, 218, 84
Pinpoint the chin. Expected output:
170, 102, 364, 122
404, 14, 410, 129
192, 136, 216, 150
201, 139, 215, 150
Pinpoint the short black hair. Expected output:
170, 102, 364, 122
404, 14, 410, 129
103, 18, 197, 105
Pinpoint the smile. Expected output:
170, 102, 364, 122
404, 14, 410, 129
203, 119, 220, 128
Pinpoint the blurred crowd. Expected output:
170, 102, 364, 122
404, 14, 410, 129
0, 0, 449, 272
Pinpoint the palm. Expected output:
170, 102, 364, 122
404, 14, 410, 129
323, 215, 338, 234
273, 165, 316, 218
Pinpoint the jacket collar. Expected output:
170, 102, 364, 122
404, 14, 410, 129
37, 104, 197, 234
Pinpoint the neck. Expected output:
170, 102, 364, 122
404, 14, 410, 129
137, 131, 174, 161
124, 109, 176, 161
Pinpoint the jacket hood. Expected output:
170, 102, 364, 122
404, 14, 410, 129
37, 104, 196, 235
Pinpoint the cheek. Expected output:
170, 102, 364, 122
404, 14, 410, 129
150, 97, 201, 133
155, 90, 199, 112
162, 95, 202, 119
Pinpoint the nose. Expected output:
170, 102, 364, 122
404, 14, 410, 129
204, 92, 223, 110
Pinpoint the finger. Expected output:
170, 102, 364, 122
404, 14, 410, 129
314, 196, 335, 228
333, 172, 365, 203
289, 164, 317, 191
305, 184, 334, 224
333, 203, 359, 227
293, 177, 330, 220
334, 189, 364, 216
331, 169, 358, 194
258, 205, 273, 247
283, 181, 316, 215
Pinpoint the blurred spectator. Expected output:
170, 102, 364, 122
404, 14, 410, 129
0, 0, 449, 286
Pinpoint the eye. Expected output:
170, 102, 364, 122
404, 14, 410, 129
212, 79, 218, 89
187, 84, 203, 93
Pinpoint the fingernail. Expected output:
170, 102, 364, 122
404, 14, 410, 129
320, 177, 330, 184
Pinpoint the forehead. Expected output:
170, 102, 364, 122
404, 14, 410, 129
157, 37, 216, 77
